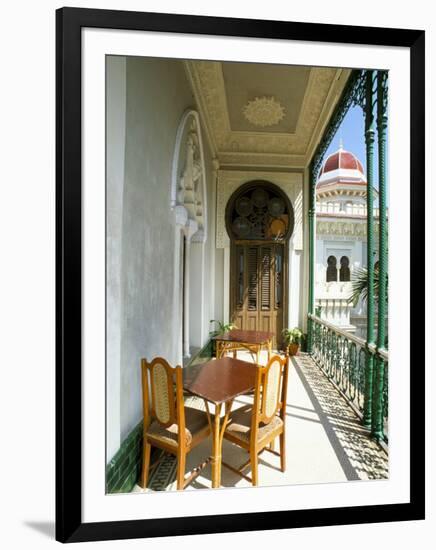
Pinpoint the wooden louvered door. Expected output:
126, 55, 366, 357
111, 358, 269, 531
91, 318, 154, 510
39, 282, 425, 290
230, 243, 286, 348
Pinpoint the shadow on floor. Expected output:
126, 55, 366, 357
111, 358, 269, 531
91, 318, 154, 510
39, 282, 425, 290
292, 355, 388, 481
24, 521, 54, 538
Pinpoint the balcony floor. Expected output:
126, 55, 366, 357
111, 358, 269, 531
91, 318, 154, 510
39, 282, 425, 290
133, 352, 388, 492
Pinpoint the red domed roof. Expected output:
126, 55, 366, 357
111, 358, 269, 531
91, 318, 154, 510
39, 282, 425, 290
320, 147, 364, 176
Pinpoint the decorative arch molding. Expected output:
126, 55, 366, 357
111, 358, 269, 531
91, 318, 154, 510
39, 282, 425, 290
171, 110, 209, 361
171, 109, 208, 243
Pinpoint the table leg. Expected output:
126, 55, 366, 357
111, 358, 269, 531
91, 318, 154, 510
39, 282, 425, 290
210, 400, 233, 488
268, 339, 272, 361
211, 403, 222, 488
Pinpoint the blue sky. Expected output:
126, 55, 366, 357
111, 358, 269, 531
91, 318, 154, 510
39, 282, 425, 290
321, 105, 382, 193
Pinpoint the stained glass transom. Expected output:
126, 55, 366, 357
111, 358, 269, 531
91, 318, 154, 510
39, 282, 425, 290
228, 183, 292, 241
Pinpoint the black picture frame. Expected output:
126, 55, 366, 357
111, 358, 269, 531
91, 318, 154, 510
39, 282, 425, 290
56, 7, 425, 543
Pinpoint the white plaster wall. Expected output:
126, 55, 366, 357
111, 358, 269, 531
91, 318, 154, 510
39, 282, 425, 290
106, 57, 126, 460
119, 57, 198, 445
106, 57, 216, 457
301, 166, 310, 332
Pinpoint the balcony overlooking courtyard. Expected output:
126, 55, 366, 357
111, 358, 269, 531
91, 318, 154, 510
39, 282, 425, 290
103, 61, 390, 498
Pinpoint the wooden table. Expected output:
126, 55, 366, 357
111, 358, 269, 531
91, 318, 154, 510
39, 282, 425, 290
183, 357, 256, 488
212, 329, 274, 364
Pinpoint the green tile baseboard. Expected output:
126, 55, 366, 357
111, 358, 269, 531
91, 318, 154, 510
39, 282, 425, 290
106, 421, 143, 494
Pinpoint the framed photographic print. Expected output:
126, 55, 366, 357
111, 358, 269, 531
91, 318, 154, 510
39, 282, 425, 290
56, 7, 425, 543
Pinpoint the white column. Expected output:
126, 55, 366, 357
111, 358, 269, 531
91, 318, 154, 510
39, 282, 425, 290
209, 158, 219, 329
183, 219, 198, 358
183, 238, 191, 358
299, 166, 310, 333
173, 206, 188, 364
223, 244, 230, 324
190, 232, 205, 348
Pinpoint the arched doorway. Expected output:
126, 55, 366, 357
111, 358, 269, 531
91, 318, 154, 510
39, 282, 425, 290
225, 181, 294, 347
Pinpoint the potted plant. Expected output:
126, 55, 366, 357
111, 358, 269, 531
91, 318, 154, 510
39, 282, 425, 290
209, 320, 237, 356
209, 320, 237, 337
282, 327, 303, 356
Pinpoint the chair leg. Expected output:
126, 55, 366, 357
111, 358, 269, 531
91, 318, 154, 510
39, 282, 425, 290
269, 439, 275, 451
279, 432, 286, 472
139, 440, 151, 489
250, 449, 259, 486
176, 449, 186, 490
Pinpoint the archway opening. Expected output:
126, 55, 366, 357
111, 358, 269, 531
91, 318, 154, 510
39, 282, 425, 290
225, 181, 294, 347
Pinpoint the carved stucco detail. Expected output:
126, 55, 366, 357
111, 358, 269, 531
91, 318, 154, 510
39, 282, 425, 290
172, 111, 208, 243
316, 220, 375, 239
178, 120, 204, 230
216, 170, 303, 250
219, 152, 306, 168
243, 96, 286, 127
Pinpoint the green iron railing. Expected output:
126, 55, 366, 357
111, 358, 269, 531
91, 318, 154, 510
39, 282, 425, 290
377, 346, 389, 440
309, 313, 388, 441
306, 69, 388, 443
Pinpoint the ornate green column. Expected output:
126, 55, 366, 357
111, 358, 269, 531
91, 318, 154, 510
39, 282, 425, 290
372, 71, 388, 440
363, 70, 376, 428
307, 165, 316, 353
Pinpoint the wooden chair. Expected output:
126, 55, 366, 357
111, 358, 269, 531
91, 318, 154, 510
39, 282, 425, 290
222, 354, 289, 486
139, 357, 211, 490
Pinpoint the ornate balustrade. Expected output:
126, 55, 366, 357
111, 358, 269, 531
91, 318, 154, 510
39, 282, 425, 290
316, 202, 380, 217
309, 313, 388, 441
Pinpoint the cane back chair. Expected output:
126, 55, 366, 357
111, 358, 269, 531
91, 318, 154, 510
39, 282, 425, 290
139, 357, 210, 490
222, 354, 289, 486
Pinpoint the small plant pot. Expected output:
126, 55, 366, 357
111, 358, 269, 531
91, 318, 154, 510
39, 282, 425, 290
288, 343, 300, 356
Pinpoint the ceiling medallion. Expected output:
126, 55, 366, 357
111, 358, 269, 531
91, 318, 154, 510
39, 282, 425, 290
242, 96, 286, 127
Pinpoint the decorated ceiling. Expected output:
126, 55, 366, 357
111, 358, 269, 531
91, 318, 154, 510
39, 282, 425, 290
184, 60, 351, 169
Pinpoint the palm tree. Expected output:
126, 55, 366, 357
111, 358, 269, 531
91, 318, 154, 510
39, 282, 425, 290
348, 265, 388, 307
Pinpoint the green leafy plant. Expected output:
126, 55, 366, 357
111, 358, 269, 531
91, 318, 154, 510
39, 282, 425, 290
348, 265, 388, 307
282, 327, 303, 346
209, 320, 237, 338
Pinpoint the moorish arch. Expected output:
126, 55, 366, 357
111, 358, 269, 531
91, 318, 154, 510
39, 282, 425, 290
171, 110, 208, 361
